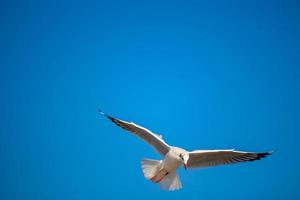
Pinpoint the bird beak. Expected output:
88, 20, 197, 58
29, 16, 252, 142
184, 163, 188, 170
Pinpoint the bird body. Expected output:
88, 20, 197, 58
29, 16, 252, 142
99, 110, 272, 191
163, 148, 186, 171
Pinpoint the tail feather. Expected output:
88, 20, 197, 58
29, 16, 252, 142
159, 172, 182, 191
141, 159, 162, 179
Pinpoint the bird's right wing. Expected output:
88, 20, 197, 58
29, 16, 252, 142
187, 149, 271, 169
99, 110, 170, 156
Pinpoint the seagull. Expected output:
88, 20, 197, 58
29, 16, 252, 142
99, 110, 272, 191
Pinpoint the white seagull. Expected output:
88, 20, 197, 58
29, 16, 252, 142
99, 110, 272, 191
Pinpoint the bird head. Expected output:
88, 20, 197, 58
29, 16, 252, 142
178, 153, 189, 170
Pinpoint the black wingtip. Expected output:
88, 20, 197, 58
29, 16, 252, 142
98, 109, 104, 115
98, 109, 115, 121
266, 150, 274, 156
256, 151, 273, 160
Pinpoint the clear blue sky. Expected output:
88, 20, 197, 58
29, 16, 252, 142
1, 0, 299, 199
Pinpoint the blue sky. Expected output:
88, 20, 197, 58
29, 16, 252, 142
0, 0, 299, 199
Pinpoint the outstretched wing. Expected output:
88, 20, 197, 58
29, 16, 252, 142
99, 110, 170, 156
187, 149, 271, 169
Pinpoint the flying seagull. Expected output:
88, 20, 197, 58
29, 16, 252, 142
99, 110, 272, 191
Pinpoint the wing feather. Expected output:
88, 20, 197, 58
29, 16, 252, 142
99, 110, 170, 155
187, 149, 271, 169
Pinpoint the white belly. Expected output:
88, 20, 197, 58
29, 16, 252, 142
162, 150, 181, 172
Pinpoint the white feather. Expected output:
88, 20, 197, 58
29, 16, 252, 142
141, 159, 162, 179
159, 172, 182, 191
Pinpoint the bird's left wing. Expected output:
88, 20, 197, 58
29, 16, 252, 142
99, 110, 170, 156
187, 149, 271, 169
